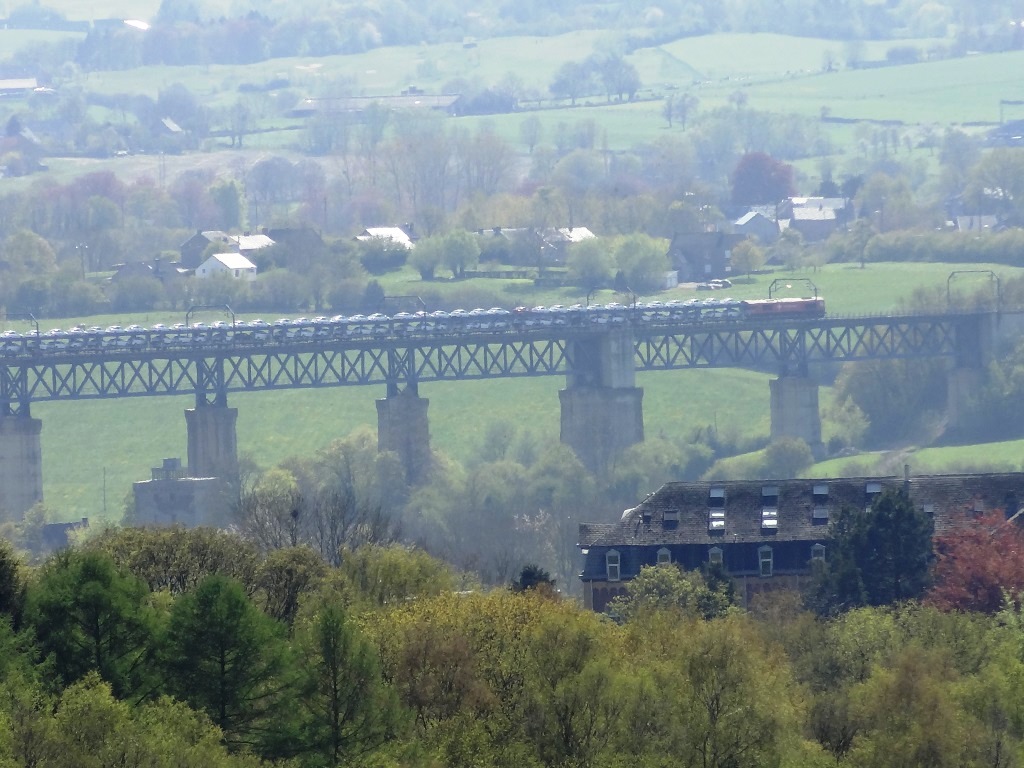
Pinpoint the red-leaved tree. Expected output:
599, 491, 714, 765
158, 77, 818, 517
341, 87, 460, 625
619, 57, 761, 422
926, 511, 1024, 614
730, 152, 795, 206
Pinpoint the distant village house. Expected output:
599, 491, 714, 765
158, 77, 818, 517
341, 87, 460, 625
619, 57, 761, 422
195, 252, 257, 280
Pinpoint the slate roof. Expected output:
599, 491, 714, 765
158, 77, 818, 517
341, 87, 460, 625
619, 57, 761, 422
579, 473, 1024, 550
179, 230, 230, 249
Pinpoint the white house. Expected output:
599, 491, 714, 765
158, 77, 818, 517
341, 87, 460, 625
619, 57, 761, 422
195, 252, 257, 280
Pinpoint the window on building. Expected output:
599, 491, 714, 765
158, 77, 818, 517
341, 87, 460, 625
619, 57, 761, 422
657, 547, 671, 566
708, 509, 726, 531
663, 509, 679, 524
759, 546, 773, 578
813, 483, 829, 504
709, 486, 726, 507
606, 550, 621, 582
709, 547, 723, 566
813, 483, 829, 521
762, 485, 779, 507
811, 543, 825, 563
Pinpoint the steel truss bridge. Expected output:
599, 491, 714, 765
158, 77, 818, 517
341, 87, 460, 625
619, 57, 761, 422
0, 313, 985, 416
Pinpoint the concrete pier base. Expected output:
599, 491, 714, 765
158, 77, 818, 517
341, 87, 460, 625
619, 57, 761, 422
185, 406, 239, 486
0, 415, 43, 521
559, 386, 644, 475
947, 366, 984, 433
376, 391, 431, 484
770, 376, 824, 458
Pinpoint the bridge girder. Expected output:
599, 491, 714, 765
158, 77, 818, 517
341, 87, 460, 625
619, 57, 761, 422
0, 315, 978, 406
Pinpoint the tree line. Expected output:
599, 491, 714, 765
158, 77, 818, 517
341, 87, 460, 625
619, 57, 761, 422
2, 483, 1024, 766
7, 0, 1022, 77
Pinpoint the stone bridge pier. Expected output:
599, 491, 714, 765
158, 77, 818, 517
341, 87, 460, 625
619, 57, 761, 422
769, 374, 824, 459
947, 313, 995, 431
376, 382, 431, 485
560, 327, 644, 474
0, 409, 43, 520
185, 402, 239, 487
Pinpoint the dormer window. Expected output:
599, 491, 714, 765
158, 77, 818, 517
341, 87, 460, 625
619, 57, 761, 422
866, 481, 882, 498
663, 509, 679, 524
657, 548, 672, 566
708, 509, 726, 532
813, 483, 829, 504
708, 546, 723, 566
865, 481, 882, 511
761, 485, 779, 530
811, 543, 825, 563
813, 483, 829, 522
759, 546, 773, 577
709, 487, 726, 507
606, 550, 621, 582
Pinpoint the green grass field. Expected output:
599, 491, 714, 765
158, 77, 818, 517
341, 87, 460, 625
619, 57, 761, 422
811, 438, 1024, 478
34, 367, 777, 522
0, 30, 83, 57
51, 27, 1022, 159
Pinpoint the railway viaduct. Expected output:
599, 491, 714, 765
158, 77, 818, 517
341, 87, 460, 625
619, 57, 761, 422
0, 309, 1018, 520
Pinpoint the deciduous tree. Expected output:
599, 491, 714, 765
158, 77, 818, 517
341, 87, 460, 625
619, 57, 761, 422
613, 233, 669, 293
730, 151, 794, 206
548, 61, 594, 106
728, 238, 765, 280
565, 237, 614, 290
609, 563, 734, 621
927, 511, 1024, 614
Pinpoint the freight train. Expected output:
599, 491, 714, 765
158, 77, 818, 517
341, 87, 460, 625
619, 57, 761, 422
0, 296, 826, 356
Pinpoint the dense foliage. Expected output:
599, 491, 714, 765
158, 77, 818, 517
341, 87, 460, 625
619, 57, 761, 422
3, 510, 1024, 766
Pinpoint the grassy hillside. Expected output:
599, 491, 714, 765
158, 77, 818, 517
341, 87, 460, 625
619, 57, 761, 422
35, 367, 776, 522
810, 438, 1024, 477
46, 28, 1021, 159
744, 50, 1024, 124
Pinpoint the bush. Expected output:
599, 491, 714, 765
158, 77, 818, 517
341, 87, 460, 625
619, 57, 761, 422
357, 239, 409, 275
108, 276, 166, 312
